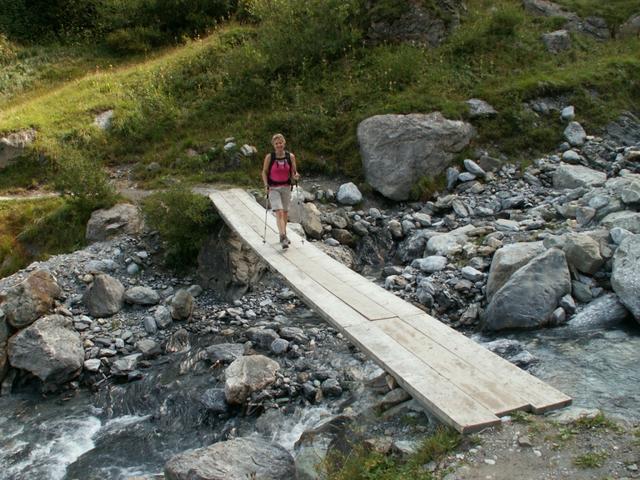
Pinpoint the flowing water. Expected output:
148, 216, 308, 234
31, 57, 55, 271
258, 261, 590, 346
1, 315, 639, 479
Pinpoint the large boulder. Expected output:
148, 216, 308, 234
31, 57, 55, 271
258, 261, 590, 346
82, 274, 124, 317
164, 437, 296, 480
0, 269, 62, 329
224, 355, 280, 405
0, 129, 36, 169
7, 315, 84, 385
198, 225, 267, 299
358, 113, 475, 201
484, 249, 571, 331
611, 235, 640, 322
85, 203, 144, 243
486, 242, 546, 301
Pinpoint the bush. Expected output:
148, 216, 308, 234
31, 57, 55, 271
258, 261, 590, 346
51, 154, 117, 213
0, 0, 101, 42
142, 187, 219, 270
249, 0, 363, 74
105, 27, 162, 54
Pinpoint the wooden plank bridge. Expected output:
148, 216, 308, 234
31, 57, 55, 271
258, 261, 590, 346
210, 188, 571, 433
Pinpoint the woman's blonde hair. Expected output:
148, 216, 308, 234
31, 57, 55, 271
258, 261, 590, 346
271, 133, 286, 146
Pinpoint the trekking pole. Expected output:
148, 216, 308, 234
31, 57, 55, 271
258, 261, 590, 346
263, 188, 270, 244
296, 180, 304, 244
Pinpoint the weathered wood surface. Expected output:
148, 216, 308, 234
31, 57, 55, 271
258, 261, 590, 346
210, 188, 572, 433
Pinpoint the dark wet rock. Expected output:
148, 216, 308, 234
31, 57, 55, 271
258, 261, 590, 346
205, 343, 245, 364
200, 388, 229, 414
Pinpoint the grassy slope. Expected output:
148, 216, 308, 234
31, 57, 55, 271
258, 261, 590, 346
0, 0, 639, 278
1, 1, 639, 192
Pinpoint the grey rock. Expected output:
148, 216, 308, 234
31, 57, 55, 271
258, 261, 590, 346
569, 293, 630, 329
1, 270, 62, 329
358, 113, 475, 200
563, 234, 604, 275
164, 437, 295, 480
484, 249, 571, 330
564, 121, 587, 146
466, 99, 497, 118
124, 286, 160, 305
412, 256, 448, 273
86, 204, 144, 243
270, 338, 289, 355
170, 289, 194, 320
205, 343, 245, 364
336, 182, 362, 205
611, 235, 640, 321
601, 211, 640, 234
561, 105, 575, 121
224, 355, 280, 404
0, 129, 36, 169
83, 274, 124, 318
154, 306, 173, 329
542, 29, 571, 53
246, 328, 279, 350
8, 315, 84, 385
143, 316, 157, 334
553, 164, 607, 189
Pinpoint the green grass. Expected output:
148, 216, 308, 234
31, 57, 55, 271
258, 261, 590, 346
0, 197, 64, 276
322, 426, 461, 480
1, 2, 639, 194
573, 451, 609, 469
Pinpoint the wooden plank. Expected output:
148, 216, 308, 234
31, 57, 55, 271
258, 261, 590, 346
210, 193, 369, 332
400, 313, 572, 413
345, 322, 501, 433
377, 318, 529, 415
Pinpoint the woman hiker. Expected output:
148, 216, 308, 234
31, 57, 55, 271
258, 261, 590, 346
262, 133, 300, 249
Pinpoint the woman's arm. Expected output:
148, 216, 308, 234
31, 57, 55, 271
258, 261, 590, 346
290, 153, 300, 180
262, 154, 271, 188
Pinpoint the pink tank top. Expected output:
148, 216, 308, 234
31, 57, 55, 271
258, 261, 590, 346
269, 157, 291, 185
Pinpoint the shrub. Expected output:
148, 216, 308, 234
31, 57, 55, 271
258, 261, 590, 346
105, 27, 162, 54
249, 0, 363, 74
142, 187, 219, 270
51, 154, 117, 213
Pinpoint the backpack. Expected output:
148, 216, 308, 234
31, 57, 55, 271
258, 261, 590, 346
267, 151, 292, 187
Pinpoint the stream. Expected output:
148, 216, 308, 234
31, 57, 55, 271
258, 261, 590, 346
1, 311, 639, 479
